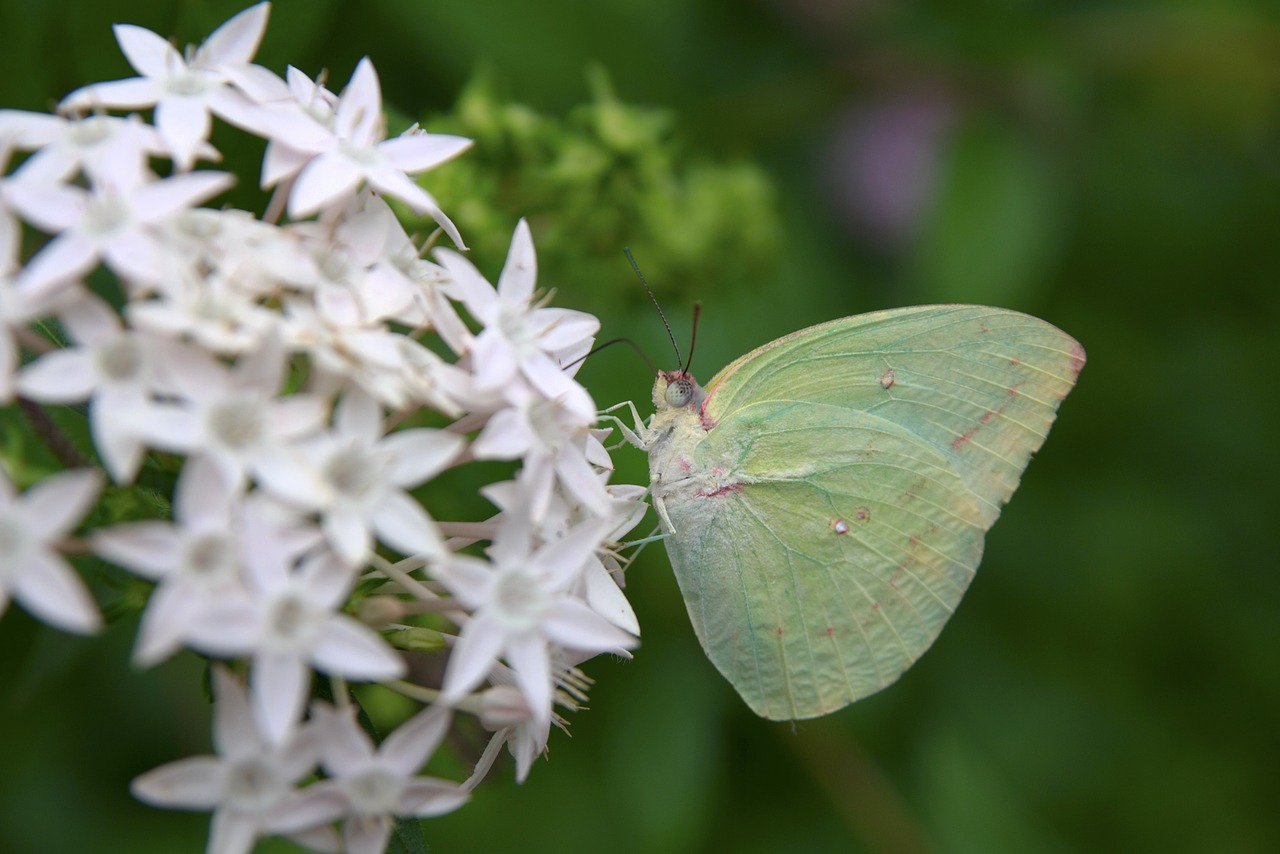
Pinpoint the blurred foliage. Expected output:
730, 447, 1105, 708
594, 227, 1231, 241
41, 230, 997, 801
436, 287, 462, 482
401, 66, 782, 314
1, 0, 1279, 853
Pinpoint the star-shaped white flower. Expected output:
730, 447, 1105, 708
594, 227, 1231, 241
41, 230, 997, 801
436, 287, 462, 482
0, 468, 103, 634
185, 549, 407, 745
306, 703, 468, 854
261, 58, 471, 246
0, 110, 205, 186
91, 458, 321, 666
281, 389, 463, 566
131, 666, 340, 854
17, 293, 163, 482
7, 168, 234, 296
59, 2, 278, 170
435, 518, 638, 725
437, 219, 599, 421
133, 336, 329, 497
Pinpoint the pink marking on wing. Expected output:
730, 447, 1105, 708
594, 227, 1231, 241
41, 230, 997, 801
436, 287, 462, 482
879, 367, 896, 390
697, 483, 743, 499
1068, 342, 1086, 378
832, 518, 851, 535
853, 506, 870, 523
951, 425, 979, 451
1007, 381, 1026, 399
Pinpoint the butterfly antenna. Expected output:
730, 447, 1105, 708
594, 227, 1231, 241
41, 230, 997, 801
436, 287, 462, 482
683, 302, 701, 375
561, 337, 659, 376
624, 248, 682, 369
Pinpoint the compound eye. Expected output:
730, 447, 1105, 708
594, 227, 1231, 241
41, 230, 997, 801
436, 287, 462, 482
665, 378, 695, 407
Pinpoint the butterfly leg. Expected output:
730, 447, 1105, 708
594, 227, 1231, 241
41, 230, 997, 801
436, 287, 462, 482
598, 400, 651, 449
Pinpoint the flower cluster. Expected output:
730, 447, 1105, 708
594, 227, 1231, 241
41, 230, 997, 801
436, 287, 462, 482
0, 4, 644, 853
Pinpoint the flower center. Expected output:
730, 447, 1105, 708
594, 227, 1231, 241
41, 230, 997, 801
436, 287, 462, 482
345, 767, 405, 815
490, 568, 550, 633
83, 194, 129, 239
181, 533, 237, 588
96, 336, 145, 383
165, 69, 208, 98
69, 117, 112, 147
207, 397, 264, 451
265, 591, 321, 650
323, 446, 378, 501
223, 756, 283, 813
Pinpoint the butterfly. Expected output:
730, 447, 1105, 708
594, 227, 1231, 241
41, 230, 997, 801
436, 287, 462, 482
624, 305, 1084, 720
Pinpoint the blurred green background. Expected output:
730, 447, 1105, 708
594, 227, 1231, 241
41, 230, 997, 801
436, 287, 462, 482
1, 0, 1277, 852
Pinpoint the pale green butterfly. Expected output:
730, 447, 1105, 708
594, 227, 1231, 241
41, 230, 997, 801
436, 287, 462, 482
626, 305, 1084, 720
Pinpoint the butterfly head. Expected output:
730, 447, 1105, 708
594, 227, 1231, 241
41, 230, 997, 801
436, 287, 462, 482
655, 369, 706, 412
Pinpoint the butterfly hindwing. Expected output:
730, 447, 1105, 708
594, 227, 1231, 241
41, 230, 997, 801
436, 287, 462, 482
663, 400, 985, 719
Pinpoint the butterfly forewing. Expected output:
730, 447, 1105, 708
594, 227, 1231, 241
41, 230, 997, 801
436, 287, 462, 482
702, 306, 1085, 525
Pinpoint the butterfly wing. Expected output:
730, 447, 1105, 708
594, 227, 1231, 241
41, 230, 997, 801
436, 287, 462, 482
664, 400, 986, 719
661, 305, 1083, 719
701, 305, 1085, 526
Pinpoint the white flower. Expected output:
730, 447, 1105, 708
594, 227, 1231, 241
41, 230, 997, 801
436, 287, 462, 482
185, 549, 406, 746
59, 2, 277, 170
0, 468, 103, 634
253, 58, 471, 246
91, 458, 321, 666
131, 666, 340, 854
17, 293, 162, 482
437, 219, 599, 421
0, 110, 193, 186
134, 336, 329, 497
7, 168, 234, 296
473, 384, 614, 522
280, 389, 463, 566
435, 518, 638, 725
468, 683, 551, 786
308, 703, 468, 854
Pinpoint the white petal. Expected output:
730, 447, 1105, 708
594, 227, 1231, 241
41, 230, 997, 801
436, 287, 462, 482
16, 349, 96, 402
132, 583, 197, 666
154, 98, 213, 170
497, 219, 536, 305
399, 778, 468, 818
581, 558, 640, 636
544, 598, 638, 653
11, 550, 103, 634
383, 428, 464, 487
432, 555, 494, 608
212, 665, 259, 757
440, 613, 504, 702
17, 468, 102, 541
504, 634, 552, 725
334, 388, 381, 442
370, 491, 443, 559
311, 615, 405, 681
333, 58, 382, 144
91, 397, 148, 483
322, 510, 371, 568
133, 171, 234, 223
380, 704, 451, 776
252, 650, 310, 746
130, 756, 225, 809
381, 133, 472, 174
209, 808, 261, 854
17, 233, 99, 295
114, 23, 180, 78
312, 704, 373, 777
91, 521, 179, 579
198, 1, 270, 67
288, 152, 361, 218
